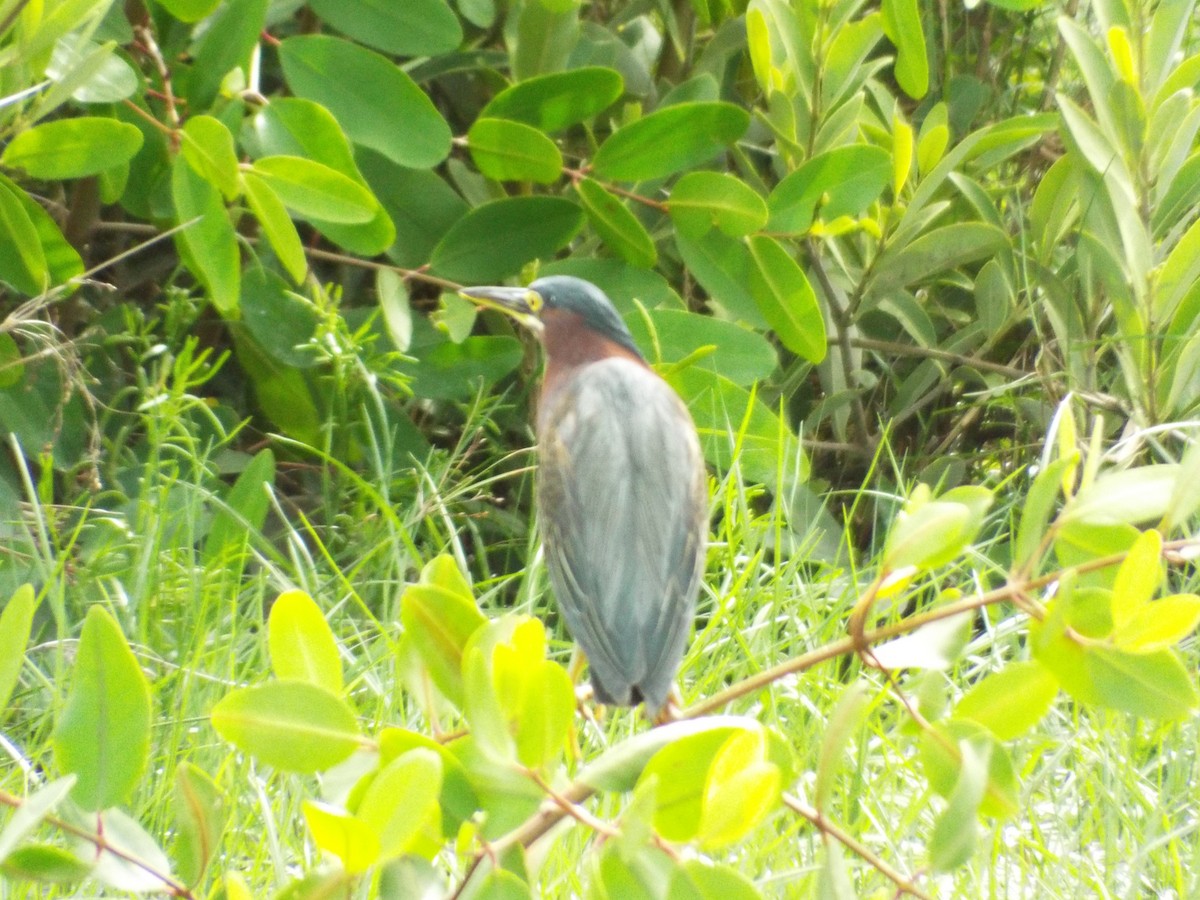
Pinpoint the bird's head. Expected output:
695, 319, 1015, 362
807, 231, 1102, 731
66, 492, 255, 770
459, 275, 643, 360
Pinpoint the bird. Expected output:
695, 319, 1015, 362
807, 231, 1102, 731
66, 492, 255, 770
459, 275, 708, 716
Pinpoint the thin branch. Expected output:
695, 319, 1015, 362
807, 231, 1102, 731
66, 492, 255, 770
782, 793, 932, 899
846, 336, 1030, 380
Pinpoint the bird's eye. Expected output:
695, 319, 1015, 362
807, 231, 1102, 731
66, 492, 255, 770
526, 291, 544, 312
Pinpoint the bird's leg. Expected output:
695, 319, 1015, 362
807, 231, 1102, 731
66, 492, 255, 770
650, 686, 684, 726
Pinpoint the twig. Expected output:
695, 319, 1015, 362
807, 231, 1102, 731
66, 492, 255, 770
782, 793, 932, 899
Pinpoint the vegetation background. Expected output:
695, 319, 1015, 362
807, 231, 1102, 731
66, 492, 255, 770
2, 0, 1200, 896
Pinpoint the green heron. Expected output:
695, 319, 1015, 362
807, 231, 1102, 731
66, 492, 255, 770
459, 276, 708, 715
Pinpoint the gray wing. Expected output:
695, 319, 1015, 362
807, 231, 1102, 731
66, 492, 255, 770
537, 358, 707, 712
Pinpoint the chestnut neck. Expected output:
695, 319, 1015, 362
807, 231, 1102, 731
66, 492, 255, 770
537, 307, 647, 428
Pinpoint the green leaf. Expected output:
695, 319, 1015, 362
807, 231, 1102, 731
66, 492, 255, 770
1110, 529, 1162, 631
249, 156, 379, 224
674, 228, 761, 325
280, 35, 451, 169
870, 612, 972, 670
1015, 455, 1078, 571
378, 269, 413, 351
405, 335, 524, 401
1155, 214, 1200, 322
267, 590, 343, 693
0, 776, 76, 865
869, 223, 1010, 296
767, 146, 891, 233
640, 727, 748, 842
156, 0, 220, 21
357, 749, 443, 860
579, 716, 761, 793
429, 196, 584, 283
0, 118, 142, 179
0, 584, 35, 715
929, 738, 988, 871
187, 0, 269, 111
400, 556, 487, 706
0, 174, 82, 288
308, 0, 462, 57
666, 366, 806, 489
669, 171, 767, 238
87, 808, 172, 892
210, 681, 362, 772
881, 0, 929, 98
697, 729, 780, 849
882, 486, 993, 572
1164, 438, 1200, 530
591, 102, 750, 181
0, 179, 49, 295
239, 267, 319, 367
302, 801, 380, 874
1062, 464, 1181, 525
669, 860, 763, 900
626, 309, 777, 386
1112, 594, 1200, 652
203, 448, 275, 562
173, 762, 226, 886
1, 845, 92, 884
172, 155, 241, 316
52, 606, 152, 811
242, 173, 308, 284
814, 681, 871, 812
576, 178, 657, 268
953, 661, 1059, 740
482, 67, 624, 131
181, 115, 240, 201
746, 234, 826, 362
467, 118, 563, 184
918, 720, 1018, 819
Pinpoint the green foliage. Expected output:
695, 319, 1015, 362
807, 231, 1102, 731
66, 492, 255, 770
3, 0, 1200, 896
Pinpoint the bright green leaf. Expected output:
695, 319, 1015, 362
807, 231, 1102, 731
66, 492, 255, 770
400, 555, 487, 706
268, 590, 343, 693
203, 449, 275, 562
1, 118, 142, 179
576, 178, 657, 268
1063, 465, 1181, 525
181, 115, 240, 200
53, 606, 152, 811
242, 172, 308, 284
482, 67, 624, 131
882, 0, 929, 98
1113, 594, 1200, 652
210, 681, 362, 772
308, 0, 462, 57
357, 749, 443, 861
173, 762, 225, 886
249, 156, 378, 224
302, 802, 380, 874
929, 738, 988, 871
592, 102, 750, 182
953, 661, 1059, 740
0, 584, 35, 715
669, 171, 767, 238
1110, 529, 1162, 630
172, 156, 240, 316
468, 118, 563, 184
746, 234, 826, 362
767, 146, 891, 233
0, 179, 49, 295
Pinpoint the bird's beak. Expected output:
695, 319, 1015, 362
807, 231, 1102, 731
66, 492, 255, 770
458, 285, 544, 333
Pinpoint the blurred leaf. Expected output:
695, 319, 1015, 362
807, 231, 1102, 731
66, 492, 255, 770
1063, 465, 1180, 525
814, 681, 871, 812
592, 102, 750, 181
953, 661, 1059, 740
1, 845, 92, 884
302, 801, 380, 874
746, 234, 826, 362
181, 115, 239, 200
668, 860, 763, 899
379, 728, 479, 835
211, 681, 362, 772
919, 720, 1017, 819
882, 486, 993, 572
0, 173, 82, 288
357, 749, 443, 860
767, 146, 891, 233
675, 228, 762, 325
870, 223, 1009, 296
629, 309, 777, 385
242, 174, 308, 284
85, 807, 172, 892
697, 728, 781, 849
1112, 594, 1200, 652
187, 0, 269, 111
268, 590, 343, 693
400, 556, 487, 706
1015, 455, 1079, 571
468, 118, 563, 184
0, 583, 35, 715
309, 0, 462, 56
882, 0, 929, 98
1, 118, 142, 179
53, 606, 151, 811
871, 612, 972, 670
172, 156, 240, 316
280, 35, 451, 169
429, 196, 584, 282
576, 178, 657, 267
640, 727, 743, 842
249, 156, 378, 224
203, 449, 275, 563
669, 171, 767, 238
1164, 438, 1200, 529
0, 179, 49, 295
378, 268, 413, 351
482, 67, 623, 131
0, 776, 76, 865
157, 0, 221, 21
173, 762, 226, 886
893, 113, 914, 195
929, 738, 988, 871
1110, 529, 1162, 631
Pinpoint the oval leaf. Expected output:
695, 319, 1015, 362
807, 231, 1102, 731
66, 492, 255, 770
746, 235, 826, 362
52, 606, 152, 811
767, 146, 892, 234
268, 590, 343, 693
210, 681, 362, 772
308, 0, 461, 57
250, 156, 379, 224
669, 171, 767, 238
1, 118, 142, 179
576, 177, 657, 267
592, 102, 750, 181
467, 118, 563, 184
482, 67, 623, 131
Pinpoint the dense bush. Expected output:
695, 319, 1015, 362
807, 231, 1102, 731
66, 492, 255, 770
2, 0, 1200, 896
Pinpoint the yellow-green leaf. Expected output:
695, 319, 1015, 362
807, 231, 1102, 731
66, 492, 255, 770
467, 118, 563, 184
303, 801, 380, 874
746, 234, 826, 363
242, 172, 308, 284
250, 156, 378, 224
0, 584, 35, 715
1113, 594, 1200, 652
1, 118, 142, 179
268, 590, 343, 693
576, 178, 657, 268
356, 749, 442, 861
1110, 529, 1162, 631
181, 115, 240, 200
